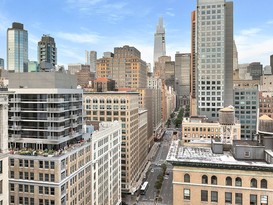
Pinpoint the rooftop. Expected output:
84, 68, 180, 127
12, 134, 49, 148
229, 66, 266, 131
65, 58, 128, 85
167, 140, 273, 171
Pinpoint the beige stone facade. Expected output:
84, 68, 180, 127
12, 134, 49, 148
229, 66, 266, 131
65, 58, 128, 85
83, 92, 148, 193
173, 166, 273, 205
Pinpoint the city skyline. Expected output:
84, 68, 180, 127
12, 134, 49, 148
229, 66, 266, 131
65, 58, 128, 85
0, 0, 273, 68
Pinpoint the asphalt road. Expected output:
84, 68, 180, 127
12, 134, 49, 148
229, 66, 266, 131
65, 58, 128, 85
138, 129, 174, 205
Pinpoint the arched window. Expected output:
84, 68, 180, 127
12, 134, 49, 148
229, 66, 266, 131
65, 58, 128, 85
184, 174, 190, 183
202, 175, 208, 184
261, 179, 267, 189
99, 98, 105, 104
250, 178, 257, 188
93, 98, 98, 103
211, 176, 217, 185
235, 177, 242, 187
106, 98, 112, 104
85, 97, 91, 104
226, 177, 232, 186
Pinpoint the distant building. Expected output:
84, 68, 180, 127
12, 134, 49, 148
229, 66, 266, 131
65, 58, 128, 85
7, 22, 28, 72
85, 50, 97, 73
259, 75, 273, 118
28, 60, 39, 72
270, 54, 273, 74
234, 87, 258, 140
175, 53, 191, 107
248, 62, 263, 80
38, 35, 57, 71
153, 17, 166, 65
96, 45, 147, 89
93, 77, 115, 92
76, 67, 95, 87
0, 58, 4, 69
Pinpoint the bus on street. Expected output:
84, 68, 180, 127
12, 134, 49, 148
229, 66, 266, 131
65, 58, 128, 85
140, 181, 149, 195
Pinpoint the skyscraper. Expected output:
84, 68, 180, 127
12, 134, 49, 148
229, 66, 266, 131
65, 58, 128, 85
38, 34, 57, 70
196, 0, 233, 120
153, 17, 166, 65
85, 50, 97, 73
7, 22, 28, 72
0, 58, 4, 69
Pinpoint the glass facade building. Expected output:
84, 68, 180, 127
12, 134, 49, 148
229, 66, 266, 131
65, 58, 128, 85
7, 22, 28, 72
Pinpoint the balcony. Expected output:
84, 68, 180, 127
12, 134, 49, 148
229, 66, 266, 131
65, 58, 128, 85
9, 107, 21, 112
9, 125, 21, 130
70, 106, 77, 110
11, 134, 21, 138
47, 126, 65, 131
47, 98, 65, 103
48, 107, 65, 112
10, 98, 21, 102
47, 117, 65, 121
9, 116, 21, 121
70, 114, 78, 119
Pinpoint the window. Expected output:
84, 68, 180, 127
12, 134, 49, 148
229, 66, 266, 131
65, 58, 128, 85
250, 178, 257, 188
202, 175, 208, 184
211, 191, 218, 202
235, 193, 242, 205
226, 176, 232, 186
211, 175, 217, 185
201, 190, 208, 202
235, 177, 242, 186
10, 159, 14, 166
261, 179, 267, 189
250, 194, 257, 205
10, 183, 14, 191
184, 189, 190, 200
260, 195, 268, 205
225, 192, 232, 204
184, 174, 190, 183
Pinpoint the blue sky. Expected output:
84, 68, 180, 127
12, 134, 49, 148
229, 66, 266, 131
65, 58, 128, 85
0, 0, 273, 68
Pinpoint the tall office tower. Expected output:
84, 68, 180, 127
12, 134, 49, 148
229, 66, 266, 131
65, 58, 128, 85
8, 72, 93, 205
38, 35, 57, 70
85, 51, 97, 73
97, 45, 147, 89
7, 22, 28, 72
248, 62, 263, 80
175, 53, 191, 107
83, 92, 148, 193
196, 0, 233, 120
91, 121, 122, 205
0, 58, 4, 69
0, 90, 11, 205
153, 17, 166, 65
190, 11, 198, 116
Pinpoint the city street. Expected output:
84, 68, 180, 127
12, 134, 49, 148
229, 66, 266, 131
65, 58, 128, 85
137, 129, 174, 205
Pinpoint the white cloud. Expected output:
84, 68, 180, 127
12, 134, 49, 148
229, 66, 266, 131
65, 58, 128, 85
235, 27, 273, 65
56, 32, 102, 44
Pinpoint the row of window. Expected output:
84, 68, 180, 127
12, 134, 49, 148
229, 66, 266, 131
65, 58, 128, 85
184, 174, 268, 188
10, 159, 55, 169
85, 98, 127, 104
184, 189, 266, 205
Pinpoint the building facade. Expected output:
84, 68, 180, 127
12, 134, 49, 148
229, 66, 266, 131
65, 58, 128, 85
153, 17, 166, 65
7, 72, 94, 205
96, 46, 147, 89
38, 35, 57, 70
259, 75, 273, 118
0, 58, 4, 69
234, 87, 258, 139
91, 121, 122, 205
7, 22, 28, 72
83, 92, 148, 193
196, 0, 233, 120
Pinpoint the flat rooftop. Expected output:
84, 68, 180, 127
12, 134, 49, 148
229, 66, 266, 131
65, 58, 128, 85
167, 140, 273, 171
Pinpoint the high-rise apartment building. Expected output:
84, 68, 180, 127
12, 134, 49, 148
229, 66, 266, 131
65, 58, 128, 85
85, 51, 97, 73
7, 22, 28, 72
96, 46, 147, 89
0, 58, 4, 69
8, 72, 93, 205
83, 92, 149, 193
38, 35, 57, 70
153, 17, 166, 65
196, 0, 233, 120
